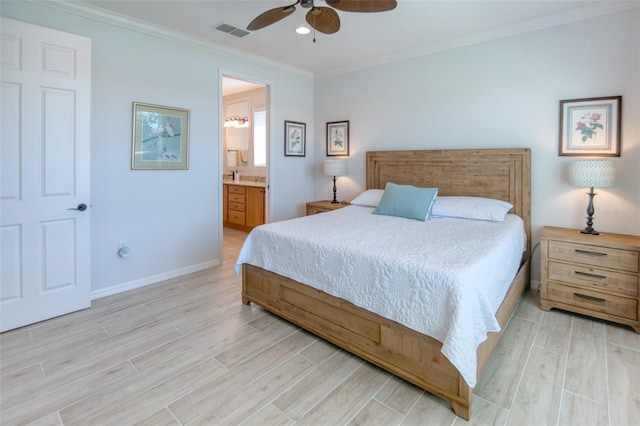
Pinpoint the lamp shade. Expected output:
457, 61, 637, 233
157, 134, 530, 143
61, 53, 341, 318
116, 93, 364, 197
324, 159, 347, 177
569, 160, 615, 188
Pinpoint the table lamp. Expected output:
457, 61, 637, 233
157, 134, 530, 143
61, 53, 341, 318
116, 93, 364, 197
323, 159, 347, 204
569, 159, 615, 235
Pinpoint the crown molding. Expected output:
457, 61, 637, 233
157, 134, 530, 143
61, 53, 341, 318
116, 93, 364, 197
315, 1, 640, 79
26, 0, 314, 80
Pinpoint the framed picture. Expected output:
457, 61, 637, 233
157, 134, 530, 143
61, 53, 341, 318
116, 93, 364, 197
327, 120, 349, 156
284, 121, 306, 157
559, 96, 621, 157
131, 102, 190, 169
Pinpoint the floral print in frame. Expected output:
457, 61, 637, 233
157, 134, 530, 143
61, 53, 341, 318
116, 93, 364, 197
559, 96, 621, 157
326, 120, 350, 157
284, 121, 306, 157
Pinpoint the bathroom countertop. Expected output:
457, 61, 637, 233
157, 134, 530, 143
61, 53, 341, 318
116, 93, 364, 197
223, 179, 266, 188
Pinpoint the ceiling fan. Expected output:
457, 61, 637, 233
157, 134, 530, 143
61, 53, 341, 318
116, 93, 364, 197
247, 0, 397, 35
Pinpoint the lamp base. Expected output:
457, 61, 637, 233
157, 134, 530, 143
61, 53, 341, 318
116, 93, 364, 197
579, 228, 600, 236
580, 188, 600, 236
330, 175, 339, 203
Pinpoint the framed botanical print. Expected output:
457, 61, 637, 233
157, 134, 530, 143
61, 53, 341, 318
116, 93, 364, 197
559, 96, 621, 157
284, 120, 306, 157
326, 120, 349, 156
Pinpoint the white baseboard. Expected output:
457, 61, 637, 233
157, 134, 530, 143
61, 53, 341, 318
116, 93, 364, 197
530, 279, 540, 290
90, 259, 221, 300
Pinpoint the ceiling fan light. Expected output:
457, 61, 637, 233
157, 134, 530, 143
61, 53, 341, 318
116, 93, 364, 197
296, 26, 310, 34
300, 0, 314, 9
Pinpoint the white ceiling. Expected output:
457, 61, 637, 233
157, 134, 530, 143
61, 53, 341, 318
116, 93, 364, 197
77, 0, 635, 79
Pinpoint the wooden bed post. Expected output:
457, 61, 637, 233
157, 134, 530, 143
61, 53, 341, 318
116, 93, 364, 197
452, 380, 472, 419
241, 265, 250, 305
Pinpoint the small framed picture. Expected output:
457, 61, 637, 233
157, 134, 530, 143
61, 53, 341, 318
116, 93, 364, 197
559, 96, 621, 157
284, 121, 306, 157
326, 120, 349, 156
131, 102, 190, 169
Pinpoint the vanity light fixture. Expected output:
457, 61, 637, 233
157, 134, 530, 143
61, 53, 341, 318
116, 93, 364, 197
224, 115, 250, 128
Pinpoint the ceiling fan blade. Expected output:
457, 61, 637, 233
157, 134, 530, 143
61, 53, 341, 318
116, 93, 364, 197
247, 2, 298, 31
306, 7, 340, 34
326, 0, 397, 13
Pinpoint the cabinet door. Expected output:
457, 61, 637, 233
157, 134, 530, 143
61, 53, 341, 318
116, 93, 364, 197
246, 187, 265, 228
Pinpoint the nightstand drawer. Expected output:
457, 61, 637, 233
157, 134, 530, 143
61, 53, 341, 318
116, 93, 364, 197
546, 282, 637, 320
228, 201, 245, 212
548, 261, 638, 296
229, 194, 245, 204
548, 240, 639, 273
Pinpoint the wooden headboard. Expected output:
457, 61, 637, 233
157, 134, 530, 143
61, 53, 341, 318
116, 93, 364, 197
366, 148, 531, 258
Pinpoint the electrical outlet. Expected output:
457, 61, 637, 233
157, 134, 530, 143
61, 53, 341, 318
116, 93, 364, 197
118, 240, 128, 249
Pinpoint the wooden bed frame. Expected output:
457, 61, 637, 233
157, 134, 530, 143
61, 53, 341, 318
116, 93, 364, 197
241, 148, 531, 420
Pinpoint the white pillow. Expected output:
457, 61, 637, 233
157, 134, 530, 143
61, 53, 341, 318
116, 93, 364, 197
431, 196, 513, 222
350, 189, 384, 207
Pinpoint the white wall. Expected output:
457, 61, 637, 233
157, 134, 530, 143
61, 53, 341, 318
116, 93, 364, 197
313, 10, 640, 283
1, 1, 315, 295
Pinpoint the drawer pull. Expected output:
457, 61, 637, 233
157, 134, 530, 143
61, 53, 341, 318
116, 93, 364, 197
574, 271, 607, 280
574, 249, 607, 257
574, 293, 606, 303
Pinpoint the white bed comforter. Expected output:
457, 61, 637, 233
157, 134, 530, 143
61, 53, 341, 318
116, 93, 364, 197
235, 205, 526, 387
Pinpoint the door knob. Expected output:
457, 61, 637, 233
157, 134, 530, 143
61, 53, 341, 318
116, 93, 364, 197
68, 203, 87, 211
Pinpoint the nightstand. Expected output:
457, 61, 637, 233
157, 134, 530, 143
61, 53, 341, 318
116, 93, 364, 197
306, 200, 350, 216
539, 226, 640, 333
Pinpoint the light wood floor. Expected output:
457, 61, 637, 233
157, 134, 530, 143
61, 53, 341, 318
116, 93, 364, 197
1, 227, 639, 426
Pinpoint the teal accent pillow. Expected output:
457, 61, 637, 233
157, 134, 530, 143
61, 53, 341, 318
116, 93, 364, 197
372, 183, 438, 221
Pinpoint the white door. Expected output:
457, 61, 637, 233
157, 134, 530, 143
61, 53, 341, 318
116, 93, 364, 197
1, 18, 92, 332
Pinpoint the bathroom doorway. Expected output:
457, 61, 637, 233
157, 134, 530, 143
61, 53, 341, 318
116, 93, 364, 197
221, 76, 269, 260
